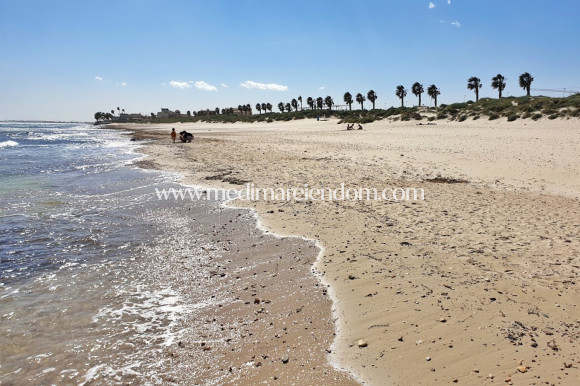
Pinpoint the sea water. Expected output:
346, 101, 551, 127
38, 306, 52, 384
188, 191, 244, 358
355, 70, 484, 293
0, 122, 229, 384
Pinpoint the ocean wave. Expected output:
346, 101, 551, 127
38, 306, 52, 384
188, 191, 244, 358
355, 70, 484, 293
0, 140, 19, 148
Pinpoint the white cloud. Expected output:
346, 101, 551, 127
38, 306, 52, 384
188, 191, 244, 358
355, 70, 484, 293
95, 76, 103, 81
240, 80, 288, 91
169, 80, 192, 89
221, 83, 229, 88
319, 86, 325, 90
121, 82, 127, 87
429, 2, 436, 9
451, 20, 461, 27
195, 81, 218, 91
448, 0, 451, 4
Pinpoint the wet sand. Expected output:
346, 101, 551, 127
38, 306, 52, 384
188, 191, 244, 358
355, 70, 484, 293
116, 118, 579, 385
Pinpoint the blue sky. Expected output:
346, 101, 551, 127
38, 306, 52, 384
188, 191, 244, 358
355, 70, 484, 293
1, 0, 579, 121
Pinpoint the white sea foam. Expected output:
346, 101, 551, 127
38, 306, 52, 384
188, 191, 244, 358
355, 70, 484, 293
0, 140, 19, 148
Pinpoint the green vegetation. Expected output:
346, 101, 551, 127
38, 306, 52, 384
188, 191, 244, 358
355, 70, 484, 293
96, 92, 579, 126
433, 94, 579, 122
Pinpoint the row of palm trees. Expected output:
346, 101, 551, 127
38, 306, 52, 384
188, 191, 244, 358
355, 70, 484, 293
468, 72, 534, 101
263, 72, 535, 114
394, 84, 441, 108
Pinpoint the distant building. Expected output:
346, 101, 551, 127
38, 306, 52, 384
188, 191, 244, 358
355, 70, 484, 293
157, 108, 176, 119
231, 107, 252, 116
197, 109, 218, 116
115, 113, 145, 121
129, 113, 145, 121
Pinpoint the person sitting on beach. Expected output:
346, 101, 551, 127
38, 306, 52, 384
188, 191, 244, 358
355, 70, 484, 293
346, 124, 353, 130
171, 128, 177, 143
357, 124, 363, 130
179, 131, 194, 143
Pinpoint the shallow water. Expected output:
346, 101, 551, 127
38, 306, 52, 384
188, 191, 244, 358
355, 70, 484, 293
0, 122, 235, 384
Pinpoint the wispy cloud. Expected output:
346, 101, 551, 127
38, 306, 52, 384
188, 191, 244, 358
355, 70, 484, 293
169, 80, 192, 89
195, 81, 217, 91
429, 2, 436, 9
447, 0, 451, 4
451, 20, 461, 27
95, 76, 103, 81
121, 82, 127, 87
220, 83, 229, 88
319, 86, 325, 90
240, 80, 288, 91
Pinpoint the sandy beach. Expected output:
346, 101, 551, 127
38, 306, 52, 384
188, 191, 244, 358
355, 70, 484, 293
115, 118, 579, 385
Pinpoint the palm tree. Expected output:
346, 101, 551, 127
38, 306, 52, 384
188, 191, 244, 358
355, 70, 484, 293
278, 102, 284, 112
367, 90, 378, 110
324, 96, 333, 110
344, 92, 353, 110
491, 74, 506, 98
316, 97, 323, 110
298, 96, 303, 110
395, 85, 407, 107
95, 112, 103, 121
256, 103, 262, 114
121, 109, 125, 114
117, 107, 120, 116
467, 77, 482, 102
356, 93, 366, 110
261, 103, 267, 113
519, 72, 534, 96
291, 98, 298, 112
285, 103, 292, 112
307, 97, 314, 110
411, 82, 424, 106
110, 109, 115, 115
427, 84, 441, 108
266, 103, 272, 113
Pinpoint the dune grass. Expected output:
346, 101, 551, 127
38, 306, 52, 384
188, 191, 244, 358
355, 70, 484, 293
143, 94, 579, 125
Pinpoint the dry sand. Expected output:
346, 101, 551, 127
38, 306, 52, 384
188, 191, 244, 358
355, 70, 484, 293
114, 117, 579, 385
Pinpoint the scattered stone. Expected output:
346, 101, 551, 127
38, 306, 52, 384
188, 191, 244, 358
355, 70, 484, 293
439, 318, 447, 323
426, 356, 431, 361
505, 377, 511, 383
517, 365, 527, 373
357, 339, 368, 348
472, 369, 479, 373
281, 356, 289, 364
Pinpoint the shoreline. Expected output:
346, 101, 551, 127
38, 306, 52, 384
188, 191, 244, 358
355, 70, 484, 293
124, 125, 361, 383
113, 119, 579, 385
